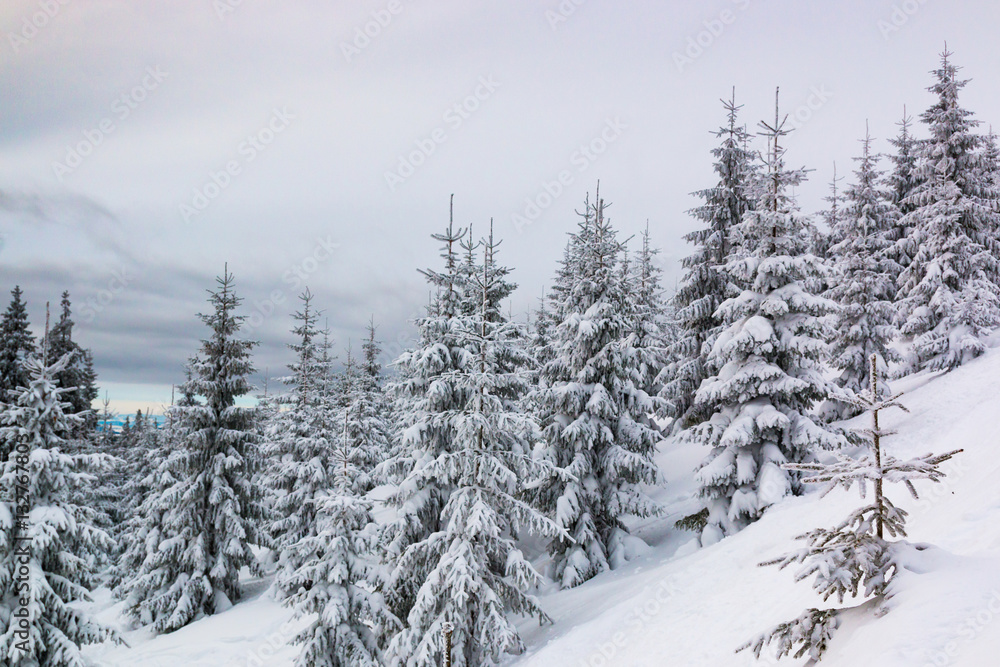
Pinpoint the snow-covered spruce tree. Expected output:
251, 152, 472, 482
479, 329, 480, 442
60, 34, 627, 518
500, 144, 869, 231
804, 165, 842, 297
626, 224, 671, 403
378, 200, 473, 623
113, 367, 196, 599
386, 238, 563, 666
121, 268, 268, 633
532, 190, 662, 589
824, 128, 901, 419
885, 109, 921, 277
662, 91, 756, 431
690, 92, 845, 545
262, 289, 340, 567
48, 293, 98, 436
107, 411, 166, 590
895, 49, 1000, 371
340, 320, 394, 495
274, 404, 400, 667
738, 355, 961, 663
0, 351, 118, 665
0, 286, 36, 406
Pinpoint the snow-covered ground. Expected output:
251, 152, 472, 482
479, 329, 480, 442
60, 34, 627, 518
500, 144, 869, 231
83, 345, 1000, 666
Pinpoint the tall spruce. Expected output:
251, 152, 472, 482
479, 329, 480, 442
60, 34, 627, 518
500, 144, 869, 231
663, 91, 756, 431
379, 198, 472, 623
885, 109, 921, 277
895, 49, 1000, 371
825, 127, 901, 418
690, 90, 845, 545
386, 231, 562, 666
121, 268, 267, 633
0, 286, 35, 406
48, 292, 98, 434
532, 190, 662, 588
263, 289, 340, 569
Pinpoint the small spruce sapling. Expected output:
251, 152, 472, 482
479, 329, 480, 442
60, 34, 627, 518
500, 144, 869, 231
738, 354, 961, 662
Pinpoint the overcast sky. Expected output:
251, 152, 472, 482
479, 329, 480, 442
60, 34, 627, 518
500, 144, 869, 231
1, 0, 997, 414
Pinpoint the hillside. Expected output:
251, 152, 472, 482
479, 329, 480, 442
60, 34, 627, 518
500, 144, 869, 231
83, 344, 1000, 666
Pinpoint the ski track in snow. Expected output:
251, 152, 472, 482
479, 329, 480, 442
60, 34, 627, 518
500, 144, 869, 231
82, 347, 1000, 666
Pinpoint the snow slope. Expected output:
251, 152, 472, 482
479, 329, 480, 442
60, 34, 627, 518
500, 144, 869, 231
83, 345, 1000, 666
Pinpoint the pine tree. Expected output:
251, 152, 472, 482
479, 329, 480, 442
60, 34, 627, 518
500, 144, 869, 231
386, 235, 562, 666
0, 349, 118, 665
691, 91, 845, 545
663, 91, 757, 431
342, 320, 393, 495
262, 289, 339, 567
0, 286, 35, 407
627, 224, 671, 403
739, 355, 961, 662
378, 199, 472, 622
895, 48, 1000, 371
48, 293, 98, 434
121, 268, 268, 633
532, 190, 662, 588
885, 109, 921, 277
274, 394, 400, 667
825, 127, 901, 419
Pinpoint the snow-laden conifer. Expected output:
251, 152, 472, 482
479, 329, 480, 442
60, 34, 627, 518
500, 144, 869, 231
739, 355, 961, 662
121, 268, 268, 633
532, 189, 662, 588
386, 233, 563, 666
691, 91, 845, 545
895, 49, 1000, 371
0, 350, 118, 665
662, 92, 756, 430
825, 128, 901, 419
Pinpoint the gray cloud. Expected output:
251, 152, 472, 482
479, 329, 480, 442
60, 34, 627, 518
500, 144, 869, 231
2, 0, 998, 410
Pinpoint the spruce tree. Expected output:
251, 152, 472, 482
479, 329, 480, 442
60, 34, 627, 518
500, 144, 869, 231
121, 268, 268, 633
0, 349, 117, 665
627, 224, 672, 403
739, 356, 961, 662
379, 200, 472, 622
885, 109, 921, 277
342, 320, 393, 495
262, 289, 339, 567
0, 286, 35, 406
825, 127, 901, 419
663, 92, 756, 431
896, 49, 1000, 371
691, 91, 844, 545
274, 399, 400, 667
48, 293, 98, 434
386, 235, 562, 666
532, 190, 662, 588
